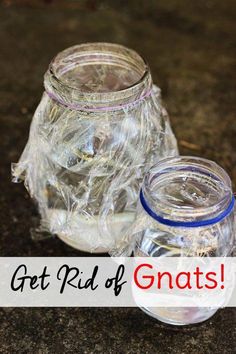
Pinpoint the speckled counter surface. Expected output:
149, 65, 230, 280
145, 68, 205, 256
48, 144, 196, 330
0, 1, 235, 353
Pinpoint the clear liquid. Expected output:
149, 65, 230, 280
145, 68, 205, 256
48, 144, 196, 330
134, 226, 222, 325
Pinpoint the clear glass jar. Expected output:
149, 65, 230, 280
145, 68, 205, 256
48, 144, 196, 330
134, 156, 235, 325
12, 43, 178, 253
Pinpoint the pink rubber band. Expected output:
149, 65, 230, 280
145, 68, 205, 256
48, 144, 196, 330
46, 88, 153, 112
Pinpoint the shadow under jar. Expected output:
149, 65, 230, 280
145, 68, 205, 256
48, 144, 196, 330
13, 43, 177, 253
134, 156, 235, 325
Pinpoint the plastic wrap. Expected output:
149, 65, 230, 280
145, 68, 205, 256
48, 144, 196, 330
12, 43, 178, 253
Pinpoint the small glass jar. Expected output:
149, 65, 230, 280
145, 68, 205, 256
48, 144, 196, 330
12, 43, 178, 253
134, 156, 235, 325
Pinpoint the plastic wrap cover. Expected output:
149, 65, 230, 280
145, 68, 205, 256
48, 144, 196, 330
12, 59, 178, 254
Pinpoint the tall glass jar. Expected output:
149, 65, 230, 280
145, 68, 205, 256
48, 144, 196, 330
12, 43, 178, 253
134, 156, 235, 325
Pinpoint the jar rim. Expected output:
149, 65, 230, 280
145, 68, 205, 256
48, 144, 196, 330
142, 156, 233, 224
44, 43, 152, 109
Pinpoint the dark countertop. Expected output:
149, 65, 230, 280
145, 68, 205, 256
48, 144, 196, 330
0, 1, 235, 353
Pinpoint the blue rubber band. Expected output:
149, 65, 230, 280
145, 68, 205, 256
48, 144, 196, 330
139, 189, 235, 228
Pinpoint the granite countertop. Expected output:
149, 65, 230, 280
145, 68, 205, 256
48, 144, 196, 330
0, 1, 235, 353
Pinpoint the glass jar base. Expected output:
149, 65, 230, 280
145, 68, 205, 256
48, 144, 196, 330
48, 208, 135, 253
139, 306, 217, 326
57, 233, 108, 253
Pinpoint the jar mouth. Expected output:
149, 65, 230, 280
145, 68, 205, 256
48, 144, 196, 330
44, 43, 152, 108
142, 156, 233, 223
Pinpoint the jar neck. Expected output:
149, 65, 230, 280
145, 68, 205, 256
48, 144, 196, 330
142, 156, 233, 223
44, 43, 153, 111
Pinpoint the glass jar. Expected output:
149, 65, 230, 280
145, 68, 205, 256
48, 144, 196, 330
12, 43, 177, 253
134, 156, 235, 325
